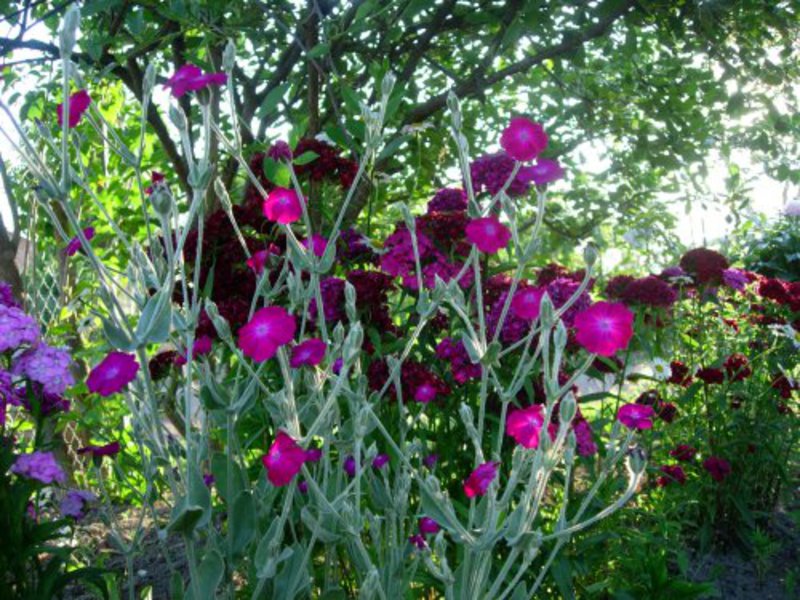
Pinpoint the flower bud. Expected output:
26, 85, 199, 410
381, 72, 396, 101
626, 445, 647, 476
203, 299, 232, 342
223, 39, 236, 73
583, 242, 598, 268
59, 6, 81, 57
559, 393, 577, 424
447, 91, 462, 131
143, 63, 157, 100
169, 104, 187, 131
344, 281, 357, 323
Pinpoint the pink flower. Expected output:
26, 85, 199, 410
57, 90, 91, 128
506, 404, 546, 449
500, 117, 548, 162
617, 403, 655, 430
238, 306, 296, 362
670, 444, 696, 462
175, 335, 214, 365
290, 338, 326, 368
343, 455, 357, 478
703, 456, 732, 482
303, 234, 328, 258
511, 287, 545, 320
164, 64, 227, 98
64, 227, 95, 257
521, 158, 564, 185
463, 461, 499, 498
246, 245, 280, 275
87, 352, 139, 396
263, 187, 303, 224
419, 517, 441, 535
409, 533, 427, 549
573, 301, 634, 357
262, 431, 307, 486
413, 383, 438, 403
465, 217, 511, 254
305, 448, 323, 463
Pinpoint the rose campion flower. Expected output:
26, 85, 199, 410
164, 64, 227, 98
573, 301, 634, 357
409, 534, 427, 549
263, 187, 303, 224
57, 89, 91, 128
297, 479, 309, 494
522, 158, 564, 185
61, 490, 97, 519
419, 517, 441, 535
703, 456, 732, 482
78, 441, 121, 459
87, 352, 139, 396
305, 448, 323, 463
511, 287, 546, 321
238, 306, 296, 362
506, 404, 546, 449
465, 217, 511, 254
290, 338, 326, 368
175, 335, 214, 366
11, 451, 66, 484
617, 403, 655, 430
303, 234, 328, 258
423, 454, 438, 469
500, 117, 548, 162
64, 227, 95, 257
413, 383, 438, 403
463, 461, 499, 498
262, 431, 308, 486
373, 454, 389, 469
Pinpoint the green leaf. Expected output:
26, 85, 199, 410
135, 290, 172, 345
307, 43, 330, 59
293, 151, 319, 166
231, 491, 256, 555
262, 157, 291, 187
102, 317, 135, 351
258, 82, 291, 119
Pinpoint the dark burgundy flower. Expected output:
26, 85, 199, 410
427, 188, 468, 213
703, 456, 731, 482
620, 276, 678, 308
771, 374, 796, 399
670, 444, 696, 462
605, 275, 635, 300
657, 402, 678, 423
657, 465, 686, 487
667, 361, 693, 386
78, 441, 121, 459
723, 353, 752, 381
635, 389, 662, 407
696, 367, 724, 385
757, 278, 791, 305
679, 248, 729, 285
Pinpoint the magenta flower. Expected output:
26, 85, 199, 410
263, 187, 303, 224
164, 64, 227, 98
305, 448, 323, 463
511, 287, 545, 321
262, 431, 307, 486
521, 158, 564, 185
290, 338, 326, 368
500, 117, 548, 162
343, 455, 357, 478
332, 358, 343, 374
419, 517, 441, 535
12, 344, 74, 396
203, 473, 215, 487
64, 227, 95, 257
409, 533, 427, 549
56, 89, 91, 128
303, 234, 328, 258
703, 456, 732, 482
506, 404, 546, 449
423, 454, 438, 469
238, 306, 296, 362
463, 461, 499, 498
175, 335, 214, 366
373, 454, 389, 469
413, 383, 439, 403
297, 480, 309, 494
11, 451, 66, 484
465, 217, 511, 254
87, 352, 139, 396
77, 441, 120, 459
617, 403, 655, 430
246, 246, 281, 275
61, 490, 97, 519
573, 301, 634, 357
